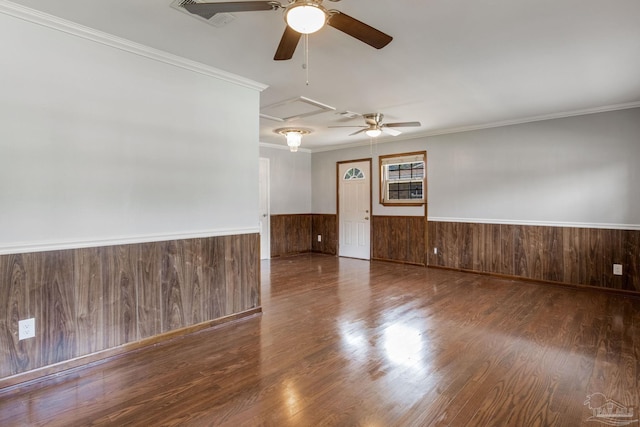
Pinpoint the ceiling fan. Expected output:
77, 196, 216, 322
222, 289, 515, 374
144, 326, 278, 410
330, 113, 421, 137
182, 0, 393, 60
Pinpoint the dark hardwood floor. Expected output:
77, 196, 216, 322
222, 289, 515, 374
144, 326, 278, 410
1, 254, 639, 426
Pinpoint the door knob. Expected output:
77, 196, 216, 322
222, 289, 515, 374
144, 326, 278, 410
364, 217, 369, 220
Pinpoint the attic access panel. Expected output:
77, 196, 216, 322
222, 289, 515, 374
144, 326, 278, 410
260, 96, 335, 122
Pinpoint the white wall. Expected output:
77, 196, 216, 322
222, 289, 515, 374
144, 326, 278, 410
259, 144, 312, 214
0, 5, 265, 253
312, 108, 640, 228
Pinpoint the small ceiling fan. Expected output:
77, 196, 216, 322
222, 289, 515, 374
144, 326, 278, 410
182, 0, 393, 60
330, 113, 421, 137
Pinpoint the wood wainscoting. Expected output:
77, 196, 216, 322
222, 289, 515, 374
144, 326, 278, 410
271, 214, 337, 257
271, 214, 420, 262
0, 233, 260, 383
270, 214, 639, 293
270, 214, 312, 257
312, 214, 337, 256
372, 215, 426, 266
428, 221, 640, 292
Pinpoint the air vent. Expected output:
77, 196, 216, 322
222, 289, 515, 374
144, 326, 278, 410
171, 0, 237, 28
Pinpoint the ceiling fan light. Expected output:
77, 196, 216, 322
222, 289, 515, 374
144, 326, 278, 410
286, 4, 326, 34
365, 128, 382, 137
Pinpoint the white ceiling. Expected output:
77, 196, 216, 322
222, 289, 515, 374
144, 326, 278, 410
8, 0, 640, 151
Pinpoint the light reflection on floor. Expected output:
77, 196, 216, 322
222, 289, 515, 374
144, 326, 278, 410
383, 323, 424, 368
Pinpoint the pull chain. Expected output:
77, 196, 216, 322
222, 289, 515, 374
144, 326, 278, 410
304, 33, 309, 85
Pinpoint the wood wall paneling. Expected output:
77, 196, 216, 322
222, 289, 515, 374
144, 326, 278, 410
626, 231, 639, 292
562, 227, 582, 285
390, 217, 407, 262
623, 231, 640, 292
443, 222, 460, 269
371, 216, 386, 261
268, 214, 639, 292
224, 236, 241, 315
0, 254, 28, 377
135, 243, 162, 340
372, 216, 425, 266
293, 215, 312, 254
311, 214, 337, 255
458, 222, 473, 270
542, 226, 563, 283
427, 221, 640, 293
270, 214, 337, 257
212, 237, 228, 320
514, 225, 544, 280
407, 217, 426, 266
468, 223, 483, 271
270, 216, 284, 257
582, 228, 604, 286
500, 224, 515, 277
107, 245, 137, 346
484, 223, 502, 274
602, 229, 623, 290
270, 214, 312, 257
0, 234, 260, 381
428, 221, 444, 267
242, 233, 261, 311
75, 247, 104, 355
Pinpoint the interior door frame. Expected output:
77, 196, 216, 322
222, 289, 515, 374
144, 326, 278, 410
259, 157, 270, 260
336, 158, 373, 259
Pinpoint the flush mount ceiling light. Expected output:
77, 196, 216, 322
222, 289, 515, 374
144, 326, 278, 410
285, 2, 327, 34
275, 127, 311, 152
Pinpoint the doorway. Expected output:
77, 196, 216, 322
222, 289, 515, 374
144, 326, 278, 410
338, 159, 372, 260
259, 157, 270, 260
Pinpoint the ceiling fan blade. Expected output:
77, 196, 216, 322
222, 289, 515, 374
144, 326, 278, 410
327, 11, 392, 49
328, 125, 366, 128
382, 127, 402, 136
383, 121, 422, 128
274, 26, 301, 60
183, 1, 279, 19
349, 129, 368, 136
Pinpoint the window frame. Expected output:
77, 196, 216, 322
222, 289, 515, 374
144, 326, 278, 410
379, 151, 427, 206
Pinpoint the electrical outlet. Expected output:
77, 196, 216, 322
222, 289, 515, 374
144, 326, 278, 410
19, 318, 35, 340
317, 234, 322, 242
434, 247, 438, 254
613, 264, 623, 276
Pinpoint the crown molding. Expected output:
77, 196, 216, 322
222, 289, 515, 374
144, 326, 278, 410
413, 101, 640, 139
0, 0, 267, 92
311, 101, 640, 153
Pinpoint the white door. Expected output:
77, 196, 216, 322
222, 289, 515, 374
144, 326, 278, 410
259, 158, 270, 260
338, 160, 371, 260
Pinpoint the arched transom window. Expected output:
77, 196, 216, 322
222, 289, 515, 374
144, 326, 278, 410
344, 168, 365, 180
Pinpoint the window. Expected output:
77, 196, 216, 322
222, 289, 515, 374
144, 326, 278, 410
379, 151, 426, 206
344, 167, 365, 180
